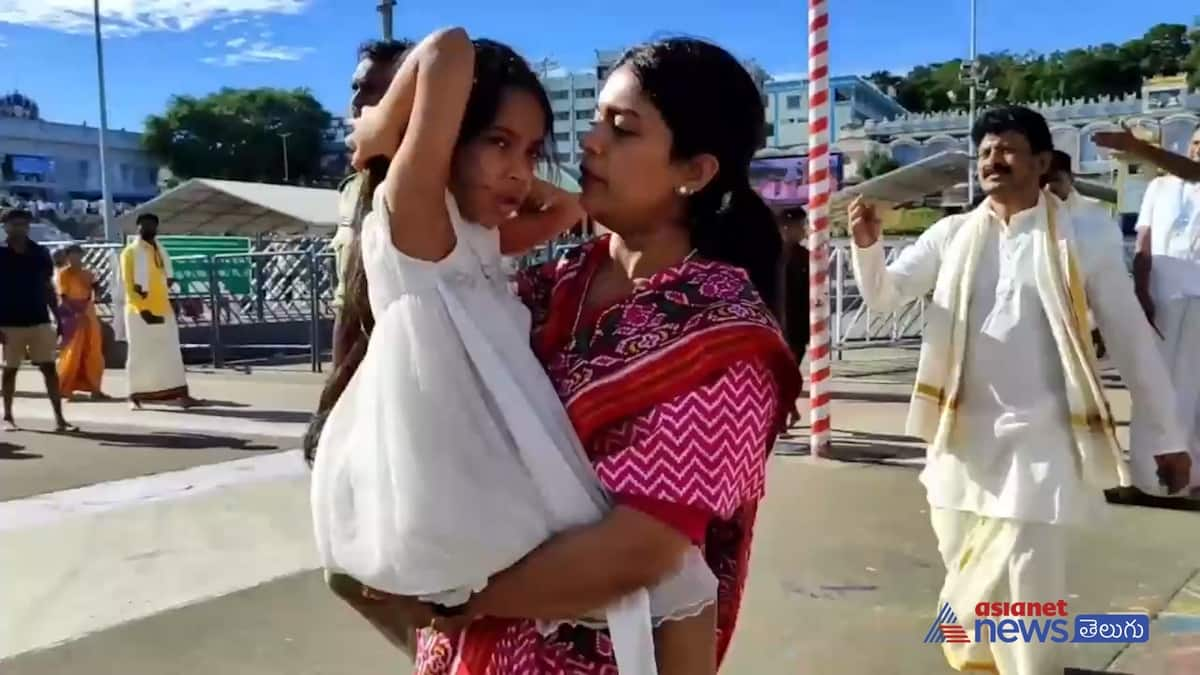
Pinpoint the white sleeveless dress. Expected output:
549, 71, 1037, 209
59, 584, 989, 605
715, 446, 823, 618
310, 190, 715, 675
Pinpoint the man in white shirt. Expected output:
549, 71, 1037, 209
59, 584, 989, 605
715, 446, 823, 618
1044, 149, 1124, 359
1043, 150, 1123, 254
1095, 126, 1200, 496
848, 106, 1191, 675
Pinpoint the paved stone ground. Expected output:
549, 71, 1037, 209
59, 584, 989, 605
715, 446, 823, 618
1, 362, 1197, 673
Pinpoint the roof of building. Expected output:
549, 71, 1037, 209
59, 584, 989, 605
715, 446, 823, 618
838, 150, 972, 205
833, 150, 1117, 211
115, 178, 340, 237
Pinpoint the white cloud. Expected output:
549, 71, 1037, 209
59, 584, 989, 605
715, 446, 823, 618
226, 36, 246, 48
0, 34, 7, 47
203, 39, 312, 67
259, 30, 272, 39
0, 1, 308, 37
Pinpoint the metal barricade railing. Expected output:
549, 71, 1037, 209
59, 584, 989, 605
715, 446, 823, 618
41, 234, 1137, 372
45, 240, 335, 373
829, 240, 924, 357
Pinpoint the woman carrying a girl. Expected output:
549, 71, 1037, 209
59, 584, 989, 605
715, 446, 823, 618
311, 28, 798, 674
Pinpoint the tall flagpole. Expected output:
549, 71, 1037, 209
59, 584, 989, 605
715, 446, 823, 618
807, 0, 832, 457
967, 0, 978, 204
93, 0, 115, 242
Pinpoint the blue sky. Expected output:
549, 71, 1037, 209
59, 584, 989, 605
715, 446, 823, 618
0, 0, 1197, 131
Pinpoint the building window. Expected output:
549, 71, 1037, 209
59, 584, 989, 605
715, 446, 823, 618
555, 151, 572, 162
147, 167, 158, 187
575, 88, 595, 99
78, 160, 90, 183
554, 132, 570, 142
554, 111, 570, 121
550, 90, 570, 101
575, 110, 591, 120
834, 89, 850, 102
786, 95, 802, 109
764, 123, 775, 138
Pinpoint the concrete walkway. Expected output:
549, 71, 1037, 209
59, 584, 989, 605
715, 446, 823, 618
1, 355, 1197, 673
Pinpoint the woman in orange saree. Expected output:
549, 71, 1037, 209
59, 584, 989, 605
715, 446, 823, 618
55, 245, 110, 400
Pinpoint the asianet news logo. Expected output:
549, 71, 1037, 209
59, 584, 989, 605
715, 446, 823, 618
924, 602, 1150, 644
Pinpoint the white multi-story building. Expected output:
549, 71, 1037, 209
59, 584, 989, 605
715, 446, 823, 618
536, 52, 905, 173
0, 92, 159, 204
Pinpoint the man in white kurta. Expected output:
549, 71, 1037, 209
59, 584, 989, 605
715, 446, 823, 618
1044, 149, 1123, 359
1126, 128, 1200, 495
1044, 150, 1123, 256
849, 106, 1191, 675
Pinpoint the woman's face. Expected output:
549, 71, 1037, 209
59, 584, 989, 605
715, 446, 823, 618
68, 250, 84, 267
450, 88, 547, 228
578, 66, 692, 233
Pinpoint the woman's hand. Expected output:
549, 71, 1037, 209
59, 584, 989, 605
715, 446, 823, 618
348, 104, 402, 170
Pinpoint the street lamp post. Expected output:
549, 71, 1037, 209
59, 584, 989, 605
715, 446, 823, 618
278, 132, 292, 183
378, 1, 397, 40
92, 0, 115, 242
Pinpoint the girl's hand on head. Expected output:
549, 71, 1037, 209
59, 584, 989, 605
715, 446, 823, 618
498, 183, 584, 255
523, 180, 584, 222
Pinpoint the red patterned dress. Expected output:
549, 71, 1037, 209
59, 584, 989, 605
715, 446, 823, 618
415, 238, 799, 674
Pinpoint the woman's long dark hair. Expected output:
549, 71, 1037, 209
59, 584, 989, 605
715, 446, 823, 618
303, 38, 554, 465
615, 38, 783, 316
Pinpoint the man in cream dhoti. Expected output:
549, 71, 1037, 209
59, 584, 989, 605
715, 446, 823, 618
849, 106, 1192, 675
331, 39, 410, 366
120, 213, 197, 409
1095, 126, 1200, 497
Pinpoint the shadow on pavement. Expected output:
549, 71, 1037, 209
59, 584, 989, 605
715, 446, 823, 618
0, 441, 42, 460
776, 429, 925, 466
1104, 487, 1200, 512
24, 429, 280, 452
833, 390, 914, 404
155, 407, 313, 425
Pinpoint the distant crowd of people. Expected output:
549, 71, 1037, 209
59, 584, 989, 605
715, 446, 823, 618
2, 207, 198, 431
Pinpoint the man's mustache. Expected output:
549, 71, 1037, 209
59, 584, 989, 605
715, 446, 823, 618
982, 165, 1012, 178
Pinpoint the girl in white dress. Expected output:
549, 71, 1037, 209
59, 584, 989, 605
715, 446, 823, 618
307, 28, 717, 674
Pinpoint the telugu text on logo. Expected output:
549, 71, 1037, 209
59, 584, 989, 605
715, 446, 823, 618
924, 602, 1151, 644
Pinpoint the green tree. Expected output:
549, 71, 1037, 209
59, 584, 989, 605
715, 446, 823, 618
860, 150, 899, 179
888, 23, 1199, 113
143, 88, 331, 184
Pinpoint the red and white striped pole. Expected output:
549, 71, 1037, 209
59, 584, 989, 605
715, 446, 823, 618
807, 0, 833, 457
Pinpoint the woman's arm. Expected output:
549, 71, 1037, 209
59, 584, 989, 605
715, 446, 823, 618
350, 28, 475, 262
467, 506, 692, 621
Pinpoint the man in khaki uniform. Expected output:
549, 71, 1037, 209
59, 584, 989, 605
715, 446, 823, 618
331, 39, 411, 365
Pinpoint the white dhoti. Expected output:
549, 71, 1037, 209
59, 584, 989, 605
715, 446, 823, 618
124, 310, 189, 402
1157, 297, 1200, 488
931, 508, 1067, 675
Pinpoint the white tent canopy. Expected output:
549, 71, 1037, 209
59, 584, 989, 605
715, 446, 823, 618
116, 178, 340, 237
